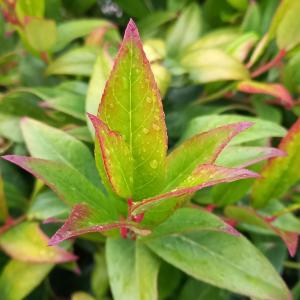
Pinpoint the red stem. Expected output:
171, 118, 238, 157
251, 49, 286, 78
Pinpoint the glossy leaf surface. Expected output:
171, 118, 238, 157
165, 122, 252, 191
106, 238, 159, 300
97, 20, 167, 200
2, 156, 114, 218
132, 165, 258, 215
21, 118, 101, 188
89, 114, 133, 198
147, 229, 290, 299
182, 114, 286, 145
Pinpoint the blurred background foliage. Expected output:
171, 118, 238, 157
1, 0, 300, 299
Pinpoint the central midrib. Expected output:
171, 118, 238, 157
129, 39, 133, 157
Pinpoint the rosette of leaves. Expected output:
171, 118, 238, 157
2, 20, 291, 299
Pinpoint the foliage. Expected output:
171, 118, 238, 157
1, 0, 300, 299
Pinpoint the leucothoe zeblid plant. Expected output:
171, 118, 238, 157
2, 20, 291, 299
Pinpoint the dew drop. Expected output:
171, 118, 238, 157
152, 124, 160, 131
146, 97, 152, 103
150, 160, 158, 169
143, 128, 149, 134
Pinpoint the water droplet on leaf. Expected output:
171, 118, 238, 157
150, 160, 158, 169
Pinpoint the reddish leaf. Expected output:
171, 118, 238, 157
225, 206, 298, 257
132, 164, 259, 215
88, 113, 133, 198
49, 204, 150, 245
165, 122, 253, 191
237, 80, 293, 109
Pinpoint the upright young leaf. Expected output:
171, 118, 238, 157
98, 20, 167, 200
106, 239, 159, 300
89, 114, 133, 198
252, 118, 300, 207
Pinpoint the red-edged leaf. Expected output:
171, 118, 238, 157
88, 113, 133, 198
49, 204, 150, 245
237, 80, 294, 109
1, 155, 114, 219
0, 222, 77, 263
225, 206, 298, 257
132, 164, 259, 215
252, 118, 300, 207
165, 122, 253, 191
97, 19, 167, 200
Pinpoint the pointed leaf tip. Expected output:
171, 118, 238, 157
124, 19, 139, 40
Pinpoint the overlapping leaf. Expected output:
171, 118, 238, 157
252, 118, 300, 207
225, 206, 298, 256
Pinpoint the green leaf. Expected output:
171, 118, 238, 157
0, 222, 76, 263
132, 164, 258, 215
46, 47, 97, 76
186, 28, 240, 52
97, 20, 167, 200
113, 0, 151, 19
276, 1, 300, 50
16, 0, 44, 21
166, 3, 202, 57
0, 176, 8, 222
147, 217, 291, 299
224, 206, 298, 256
182, 114, 286, 145
106, 238, 159, 300
21, 118, 101, 188
141, 208, 239, 241
24, 81, 87, 120
179, 279, 230, 300
71, 292, 96, 300
2, 156, 114, 218
54, 19, 117, 52
91, 249, 109, 299
27, 190, 69, 221
165, 122, 252, 191
24, 18, 57, 52
0, 260, 52, 300
86, 49, 113, 135
89, 114, 133, 198
137, 11, 176, 38
181, 48, 250, 83
252, 118, 300, 207
216, 146, 285, 168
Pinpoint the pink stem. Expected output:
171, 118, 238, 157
251, 49, 286, 78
